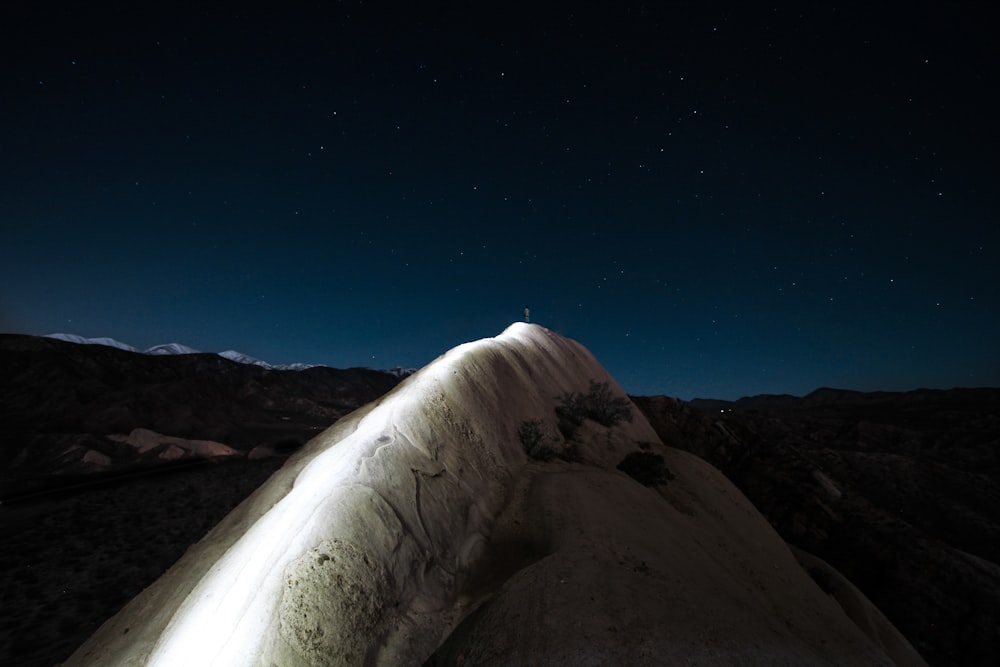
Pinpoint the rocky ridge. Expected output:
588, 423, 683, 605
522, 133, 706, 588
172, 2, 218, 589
633, 388, 1000, 666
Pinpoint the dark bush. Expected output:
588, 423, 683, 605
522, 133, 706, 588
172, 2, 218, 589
617, 451, 673, 487
519, 419, 555, 461
555, 405, 583, 440
519, 419, 584, 463
560, 440, 583, 463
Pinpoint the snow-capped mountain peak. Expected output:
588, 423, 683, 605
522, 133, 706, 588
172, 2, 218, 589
45, 333, 139, 353
144, 343, 202, 356
44, 333, 319, 371
217, 350, 317, 371
218, 349, 266, 366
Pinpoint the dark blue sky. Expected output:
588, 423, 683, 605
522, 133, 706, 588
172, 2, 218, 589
2, 2, 998, 399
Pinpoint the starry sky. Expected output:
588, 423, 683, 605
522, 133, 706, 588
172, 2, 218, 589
2, 2, 998, 400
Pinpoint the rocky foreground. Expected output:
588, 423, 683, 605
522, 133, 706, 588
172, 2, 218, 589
0, 456, 287, 666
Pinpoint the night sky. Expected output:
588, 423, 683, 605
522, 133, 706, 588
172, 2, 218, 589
3, 2, 998, 400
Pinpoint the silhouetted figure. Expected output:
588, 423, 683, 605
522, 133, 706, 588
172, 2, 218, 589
524, 306, 530, 323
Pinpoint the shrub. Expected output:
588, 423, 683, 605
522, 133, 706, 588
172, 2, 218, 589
519, 419, 585, 463
519, 419, 555, 461
554, 401, 584, 440
556, 380, 633, 436
524, 381, 636, 460
560, 440, 583, 463
617, 451, 673, 487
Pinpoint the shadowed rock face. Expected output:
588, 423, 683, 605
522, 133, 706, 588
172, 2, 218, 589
0, 334, 403, 497
60, 325, 909, 666
633, 388, 1000, 667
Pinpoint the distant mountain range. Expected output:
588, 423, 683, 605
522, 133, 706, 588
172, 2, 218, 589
43, 332, 320, 370
687, 385, 998, 413
42, 332, 414, 376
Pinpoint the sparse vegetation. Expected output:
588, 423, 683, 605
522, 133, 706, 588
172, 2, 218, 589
555, 405, 582, 441
617, 451, 673, 487
521, 381, 636, 461
518, 419, 583, 462
560, 440, 583, 463
519, 419, 555, 461
555, 380, 633, 439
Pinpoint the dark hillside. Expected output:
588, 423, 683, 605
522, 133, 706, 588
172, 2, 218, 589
0, 334, 403, 495
634, 388, 1000, 667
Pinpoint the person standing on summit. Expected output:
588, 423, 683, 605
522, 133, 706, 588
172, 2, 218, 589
524, 306, 530, 323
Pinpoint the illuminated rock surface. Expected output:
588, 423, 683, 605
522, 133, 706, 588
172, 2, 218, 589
62, 323, 920, 665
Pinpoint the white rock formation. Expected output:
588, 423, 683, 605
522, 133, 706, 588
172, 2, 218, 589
62, 323, 918, 666
109, 428, 239, 459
